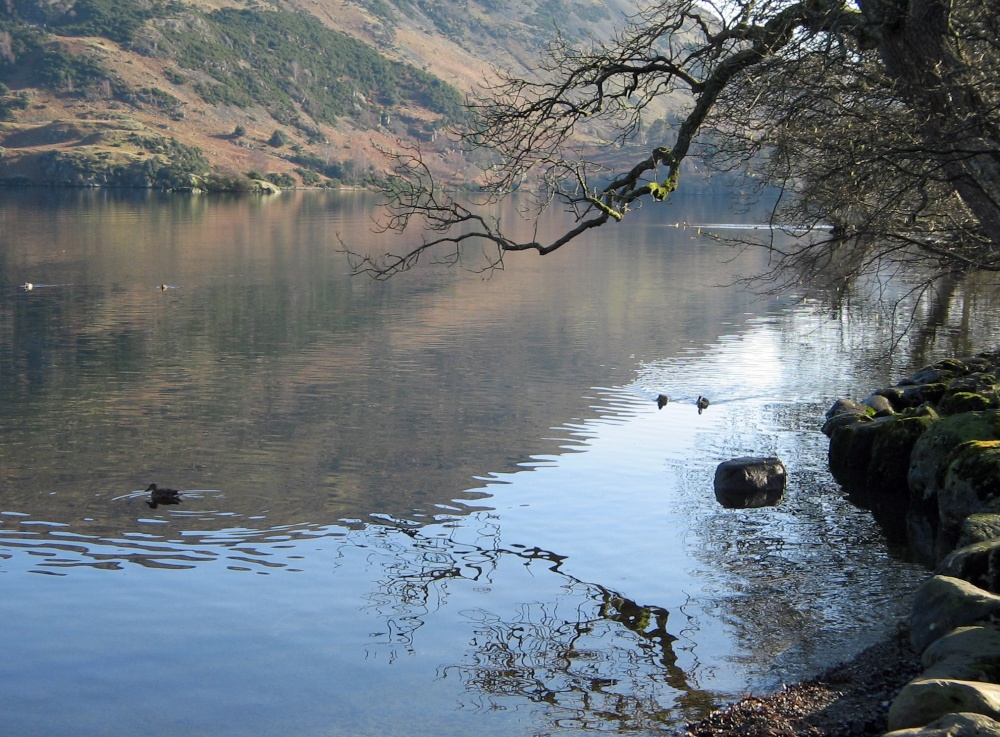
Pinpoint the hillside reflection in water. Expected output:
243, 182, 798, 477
0, 189, 992, 737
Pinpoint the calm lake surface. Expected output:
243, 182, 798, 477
0, 188, 994, 736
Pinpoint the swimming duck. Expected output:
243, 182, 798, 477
696, 396, 710, 414
22, 282, 33, 290
656, 394, 670, 409
145, 483, 181, 508
159, 284, 168, 291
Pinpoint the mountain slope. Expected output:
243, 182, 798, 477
0, 0, 671, 189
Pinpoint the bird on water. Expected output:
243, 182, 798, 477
145, 483, 182, 508
657, 394, 670, 409
696, 396, 710, 414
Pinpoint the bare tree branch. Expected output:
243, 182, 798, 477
342, 0, 1000, 291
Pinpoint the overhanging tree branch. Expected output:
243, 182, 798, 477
342, 0, 1000, 288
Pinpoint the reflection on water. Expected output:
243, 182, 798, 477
1, 189, 999, 736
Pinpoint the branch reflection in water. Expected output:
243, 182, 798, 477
0, 509, 715, 728
351, 520, 716, 728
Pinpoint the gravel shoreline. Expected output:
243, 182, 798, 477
684, 625, 921, 737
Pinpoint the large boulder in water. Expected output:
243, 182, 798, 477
714, 457, 786, 508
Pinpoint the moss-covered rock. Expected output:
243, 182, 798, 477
902, 383, 950, 409
959, 512, 1000, 549
829, 407, 938, 542
938, 442, 1000, 556
941, 393, 995, 416
821, 408, 873, 438
908, 412, 1000, 566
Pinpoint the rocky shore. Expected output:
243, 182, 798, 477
687, 353, 1000, 737
685, 625, 921, 737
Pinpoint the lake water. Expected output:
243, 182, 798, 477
0, 188, 991, 736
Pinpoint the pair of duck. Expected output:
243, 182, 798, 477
656, 394, 710, 413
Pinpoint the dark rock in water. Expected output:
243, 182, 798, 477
900, 382, 949, 408
826, 398, 871, 420
828, 408, 938, 544
821, 409, 873, 438
714, 456, 786, 509
865, 393, 896, 416
822, 397, 874, 437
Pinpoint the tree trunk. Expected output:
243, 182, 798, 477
864, 0, 1000, 247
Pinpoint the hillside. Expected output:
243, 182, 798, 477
0, 0, 676, 190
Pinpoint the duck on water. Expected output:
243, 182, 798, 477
146, 483, 181, 508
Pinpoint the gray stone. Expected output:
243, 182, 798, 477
885, 711, 1000, 737
911, 576, 1000, 653
939, 542, 1000, 595
821, 410, 872, 438
865, 393, 897, 415
921, 626, 1000, 683
826, 397, 871, 419
959, 513, 1000, 549
713, 457, 786, 509
888, 680, 1000, 731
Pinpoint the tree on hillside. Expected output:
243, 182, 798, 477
345, 0, 1000, 295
